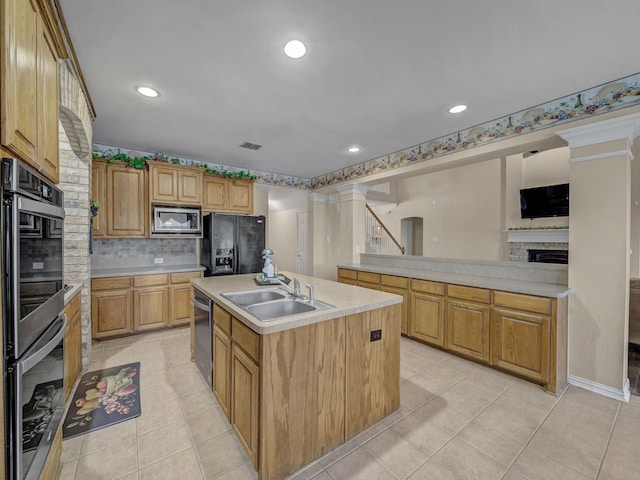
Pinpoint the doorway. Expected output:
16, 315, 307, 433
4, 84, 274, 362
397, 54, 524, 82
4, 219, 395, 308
401, 217, 423, 256
296, 212, 308, 274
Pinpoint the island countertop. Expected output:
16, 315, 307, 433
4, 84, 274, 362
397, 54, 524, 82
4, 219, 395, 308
191, 271, 402, 335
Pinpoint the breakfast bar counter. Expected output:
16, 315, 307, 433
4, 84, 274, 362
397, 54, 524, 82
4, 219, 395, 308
190, 272, 402, 480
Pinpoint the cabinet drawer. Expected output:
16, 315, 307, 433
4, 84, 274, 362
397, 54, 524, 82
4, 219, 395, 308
337, 268, 357, 280
133, 274, 169, 287
170, 271, 202, 284
357, 271, 380, 284
493, 291, 552, 316
410, 279, 444, 296
214, 304, 231, 334
92, 277, 131, 291
232, 317, 259, 362
380, 274, 408, 289
447, 284, 490, 304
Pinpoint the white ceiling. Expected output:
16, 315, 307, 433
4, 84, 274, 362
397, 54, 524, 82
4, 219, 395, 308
59, 0, 640, 180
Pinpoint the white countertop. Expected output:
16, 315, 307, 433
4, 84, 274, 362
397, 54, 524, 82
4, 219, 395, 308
338, 263, 570, 298
64, 282, 82, 304
92, 264, 205, 278
191, 272, 403, 335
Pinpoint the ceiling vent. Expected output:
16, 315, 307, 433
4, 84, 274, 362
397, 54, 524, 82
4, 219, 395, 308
239, 141, 262, 151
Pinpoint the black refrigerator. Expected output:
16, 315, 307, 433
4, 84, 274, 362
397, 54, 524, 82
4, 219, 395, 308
200, 213, 266, 276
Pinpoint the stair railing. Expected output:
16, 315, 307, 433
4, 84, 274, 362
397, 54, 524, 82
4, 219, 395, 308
365, 204, 405, 255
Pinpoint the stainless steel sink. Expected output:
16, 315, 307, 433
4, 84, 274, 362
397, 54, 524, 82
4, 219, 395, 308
221, 288, 287, 306
221, 288, 334, 321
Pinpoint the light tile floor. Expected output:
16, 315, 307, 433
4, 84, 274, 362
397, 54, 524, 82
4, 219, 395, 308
59, 328, 639, 480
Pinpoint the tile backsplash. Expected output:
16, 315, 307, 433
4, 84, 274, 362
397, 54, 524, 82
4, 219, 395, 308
91, 238, 198, 269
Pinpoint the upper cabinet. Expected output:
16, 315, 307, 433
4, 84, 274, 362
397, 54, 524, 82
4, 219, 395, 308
203, 174, 253, 214
149, 162, 203, 206
1, 0, 60, 183
92, 159, 147, 238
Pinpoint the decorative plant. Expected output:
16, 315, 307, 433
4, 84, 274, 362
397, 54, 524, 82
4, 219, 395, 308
92, 151, 257, 180
197, 164, 258, 181
90, 200, 100, 217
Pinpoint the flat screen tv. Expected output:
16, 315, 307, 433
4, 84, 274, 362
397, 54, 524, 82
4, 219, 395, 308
520, 183, 569, 219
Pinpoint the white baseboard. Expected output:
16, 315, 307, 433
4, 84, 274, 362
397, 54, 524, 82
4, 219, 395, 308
567, 375, 630, 403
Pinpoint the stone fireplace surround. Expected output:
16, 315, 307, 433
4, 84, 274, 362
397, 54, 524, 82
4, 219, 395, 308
507, 229, 569, 263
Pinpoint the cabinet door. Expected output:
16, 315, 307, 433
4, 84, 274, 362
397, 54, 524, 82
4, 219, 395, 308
337, 268, 357, 285
92, 161, 107, 237
491, 307, 550, 384
445, 299, 490, 362
228, 179, 253, 213
231, 344, 259, 466
150, 164, 178, 203
177, 169, 202, 205
409, 292, 444, 346
169, 283, 193, 327
213, 325, 231, 419
380, 285, 408, 335
106, 164, 147, 237
37, 21, 59, 183
91, 289, 133, 339
1, 0, 39, 167
64, 293, 82, 400
202, 175, 228, 211
134, 286, 168, 332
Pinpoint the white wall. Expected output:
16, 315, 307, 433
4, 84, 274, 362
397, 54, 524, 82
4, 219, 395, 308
262, 185, 309, 274
372, 159, 504, 260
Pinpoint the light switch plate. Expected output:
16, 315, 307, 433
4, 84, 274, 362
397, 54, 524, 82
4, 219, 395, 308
154, 257, 164, 264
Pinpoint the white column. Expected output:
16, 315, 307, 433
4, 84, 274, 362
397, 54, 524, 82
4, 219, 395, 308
557, 112, 640, 401
334, 183, 369, 265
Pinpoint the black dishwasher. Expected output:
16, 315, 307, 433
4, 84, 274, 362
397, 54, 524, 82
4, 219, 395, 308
193, 288, 212, 387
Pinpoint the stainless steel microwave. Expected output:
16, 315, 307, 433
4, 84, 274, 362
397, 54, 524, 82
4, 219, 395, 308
152, 206, 202, 236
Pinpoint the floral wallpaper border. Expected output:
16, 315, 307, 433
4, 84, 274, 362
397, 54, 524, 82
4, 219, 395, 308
312, 72, 640, 189
94, 72, 640, 191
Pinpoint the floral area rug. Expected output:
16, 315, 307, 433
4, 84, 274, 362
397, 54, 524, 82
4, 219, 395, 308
63, 362, 141, 439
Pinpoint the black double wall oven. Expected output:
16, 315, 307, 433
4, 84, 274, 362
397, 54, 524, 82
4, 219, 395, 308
2, 158, 66, 480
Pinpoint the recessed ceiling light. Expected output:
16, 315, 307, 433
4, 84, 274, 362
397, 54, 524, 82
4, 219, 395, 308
448, 104, 467, 114
136, 86, 159, 98
284, 40, 306, 59
348, 146, 360, 153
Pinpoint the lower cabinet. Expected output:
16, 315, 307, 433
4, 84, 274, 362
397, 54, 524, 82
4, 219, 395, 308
445, 299, 491, 362
64, 291, 83, 400
91, 270, 202, 339
380, 274, 409, 335
337, 267, 568, 393
211, 304, 260, 467
231, 344, 259, 466
212, 324, 231, 418
409, 279, 445, 346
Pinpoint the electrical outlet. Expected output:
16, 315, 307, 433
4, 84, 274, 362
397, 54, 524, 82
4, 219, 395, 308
33, 262, 44, 270
370, 329, 382, 342
154, 257, 164, 264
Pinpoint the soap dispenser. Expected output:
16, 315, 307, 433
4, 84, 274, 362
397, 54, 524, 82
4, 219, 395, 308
262, 248, 275, 278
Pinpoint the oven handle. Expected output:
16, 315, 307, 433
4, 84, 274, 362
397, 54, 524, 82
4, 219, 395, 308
17, 194, 65, 220
18, 314, 67, 374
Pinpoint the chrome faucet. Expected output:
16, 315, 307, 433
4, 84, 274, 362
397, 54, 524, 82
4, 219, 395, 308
273, 276, 302, 298
306, 284, 315, 303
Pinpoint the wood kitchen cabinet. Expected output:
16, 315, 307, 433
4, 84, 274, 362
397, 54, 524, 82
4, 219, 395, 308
409, 279, 445, 346
64, 290, 83, 400
445, 285, 491, 363
491, 291, 558, 385
380, 274, 409, 335
337, 267, 357, 285
1, 0, 61, 184
211, 304, 260, 466
356, 271, 380, 290
133, 274, 169, 332
231, 343, 260, 466
91, 159, 148, 238
91, 277, 134, 339
203, 174, 254, 214
169, 271, 201, 327
91, 270, 202, 339
149, 162, 203, 206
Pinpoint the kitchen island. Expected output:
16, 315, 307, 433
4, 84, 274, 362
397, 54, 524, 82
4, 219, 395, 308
191, 273, 402, 480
